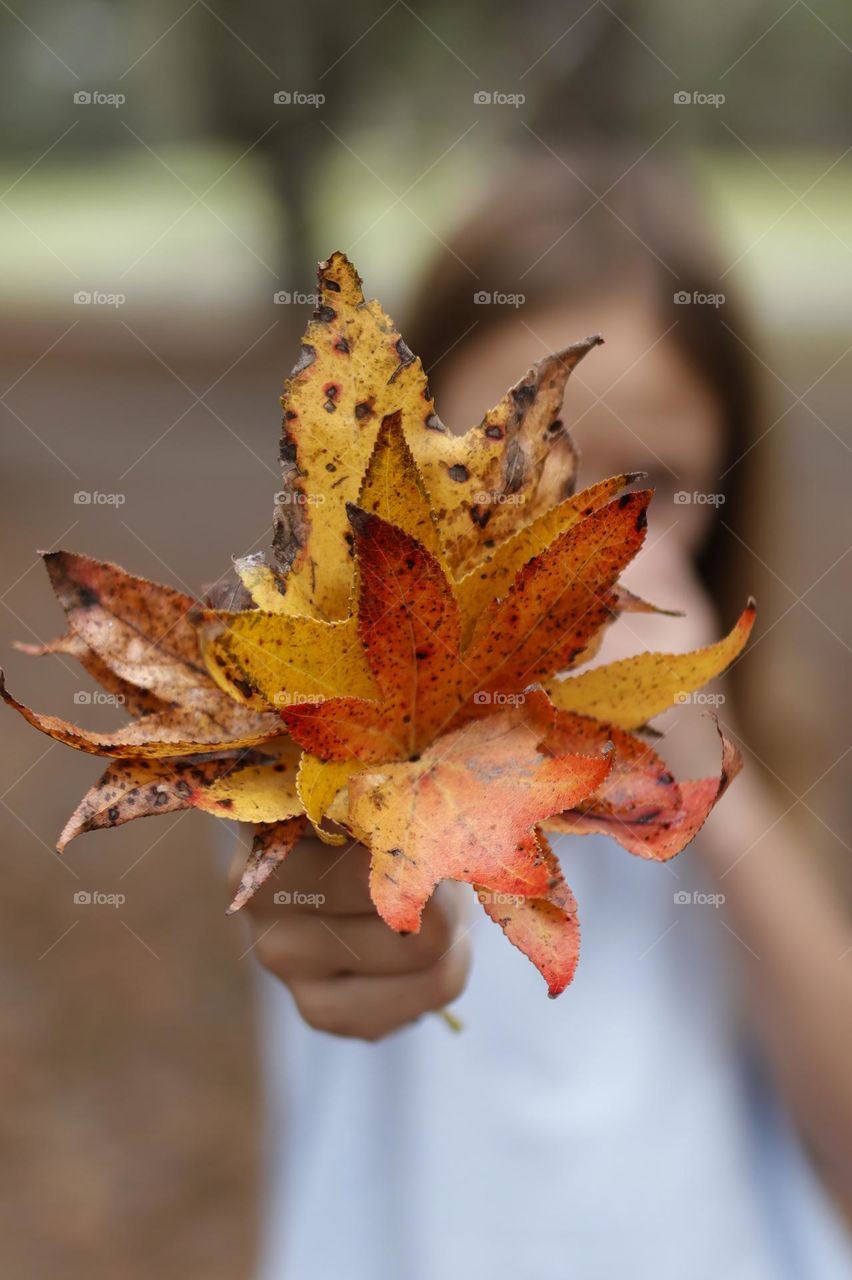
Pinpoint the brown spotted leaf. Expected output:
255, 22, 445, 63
14, 633, 165, 718
547, 602, 756, 727
462, 490, 652, 699
227, 815, 307, 915
42, 551, 224, 709
475, 832, 580, 997
545, 720, 742, 861
346, 690, 612, 934
57, 740, 302, 851
454, 472, 645, 646
0, 670, 282, 758
272, 252, 597, 618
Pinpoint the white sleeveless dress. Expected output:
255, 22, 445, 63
254, 833, 852, 1280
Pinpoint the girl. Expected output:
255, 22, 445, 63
233, 154, 852, 1280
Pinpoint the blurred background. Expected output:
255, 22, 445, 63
1, 2, 850, 1275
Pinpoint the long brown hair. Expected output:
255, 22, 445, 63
402, 150, 762, 627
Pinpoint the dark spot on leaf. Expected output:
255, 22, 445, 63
107, 806, 120, 822
75, 585, 99, 609
389, 337, 415, 383
333, 336, 350, 353
470, 506, 492, 529
354, 400, 373, 421
512, 382, 535, 410
636, 507, 648, 532
485, 424, 503, 439
316, 305, 336, 324
448, 464, 468, 483
618, 493, 631, 509
322, 276, 341, 292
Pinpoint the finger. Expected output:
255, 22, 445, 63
253, 893, 459, 980
288, 936, 471, 1041
229, 836, 374, 917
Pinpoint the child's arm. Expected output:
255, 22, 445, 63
230, 838, 470, 1041
699, 767, 852, 1202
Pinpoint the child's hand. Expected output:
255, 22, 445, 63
229, 837, 470, 1041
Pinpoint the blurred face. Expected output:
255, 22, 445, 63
435, 292, 728, 654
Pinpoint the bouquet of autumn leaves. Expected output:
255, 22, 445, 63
1, 253, 755, 996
